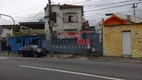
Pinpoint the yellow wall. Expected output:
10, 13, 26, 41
103, 24, 142, 58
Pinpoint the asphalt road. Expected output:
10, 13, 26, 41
0, 56, 142, 80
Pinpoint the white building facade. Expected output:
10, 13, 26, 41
0, 26, 13, 40
44, 4, 84, 39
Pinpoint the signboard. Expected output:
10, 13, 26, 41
58, 30, 89, 39
58, 32, 79, 39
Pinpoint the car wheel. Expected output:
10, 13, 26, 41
22, 53, 24, 57
19, 53, 22, 57
34, 53, 37, 58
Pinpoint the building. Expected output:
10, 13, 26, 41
44, 4, 84, 39
95, 12, 142, 34
0, 25, 13, 51
0, 25, 27, 51
0, 25, 13, 39
103, 14, 142, 58
19, 22, 45, 36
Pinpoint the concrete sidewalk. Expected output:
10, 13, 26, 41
44, 54, 142, 64
0, 51, 17, 57
1, 51, 142, 64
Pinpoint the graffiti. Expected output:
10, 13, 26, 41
58, 30, 90, 45
53, 39, 77, 45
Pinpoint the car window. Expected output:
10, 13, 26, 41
30, 45, 38, 49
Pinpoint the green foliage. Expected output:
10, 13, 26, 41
14, 32, 24, 37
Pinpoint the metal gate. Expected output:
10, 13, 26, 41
42, 33, 103, 55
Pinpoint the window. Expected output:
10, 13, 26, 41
6, 33, 10, 37
51, 12, 57, 23
30, 39, 39, 45
64, 13, 78, 22
16, 39, 21, 43
68, 15, 73, 22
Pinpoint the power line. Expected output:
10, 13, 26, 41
84, 0, 138, 8
84, 1, 142, 13
137, 9, 142, 11
85, 10, 134, 17
83, 0, 141, 13
11, 4, 45, 16
71, 0, 92, 4
29, 9, 44, 22
11, 0, 48, 16
53, 0, 91, 5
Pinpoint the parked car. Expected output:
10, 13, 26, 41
18, 45, 47, 57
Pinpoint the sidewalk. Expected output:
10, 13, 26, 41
45, 54, 142, 64
0, 51, 17, 57
90, 57, 142, 64
1, 51, 142, 64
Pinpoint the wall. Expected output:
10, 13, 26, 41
8, 36, 41, 52
45, 6, 83, 39
103, 23, 142, 58
31, 29, 45, 34
1, 28, 13, 38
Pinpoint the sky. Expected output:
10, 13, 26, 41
0, 0, 142, 25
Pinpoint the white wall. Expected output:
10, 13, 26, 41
95, 21, 102, 34
1, 28, 13, 38
45, 5, 83, 39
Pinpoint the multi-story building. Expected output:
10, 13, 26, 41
44, 4, 84, 39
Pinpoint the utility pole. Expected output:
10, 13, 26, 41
48, 0, 54, 57
132, 3, 137, 18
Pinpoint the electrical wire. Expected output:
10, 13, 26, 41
12, 0, 142, 23
137, 9, 142, 11
12, 4, 45, 17
70, 0, 92, 4
84, 0, 138, 8
84, 1, 142, 13
29, 9, 44, 22
85, 10, 134, 17
11, 0, 47, 16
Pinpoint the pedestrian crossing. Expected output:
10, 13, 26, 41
0, 56, 8, 60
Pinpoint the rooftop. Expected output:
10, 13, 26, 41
19, 22, 44, 29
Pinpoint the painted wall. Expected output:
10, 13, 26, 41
103, 23, 142, 58
8, 36, 41, 52
1, 28, 13, 38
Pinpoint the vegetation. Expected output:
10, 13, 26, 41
13, 32, 24, 37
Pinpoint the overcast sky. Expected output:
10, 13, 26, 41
0, 0, 142, 25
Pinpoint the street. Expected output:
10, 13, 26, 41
0, 56, 142, 80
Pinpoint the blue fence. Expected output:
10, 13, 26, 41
42, 33, 103, 55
